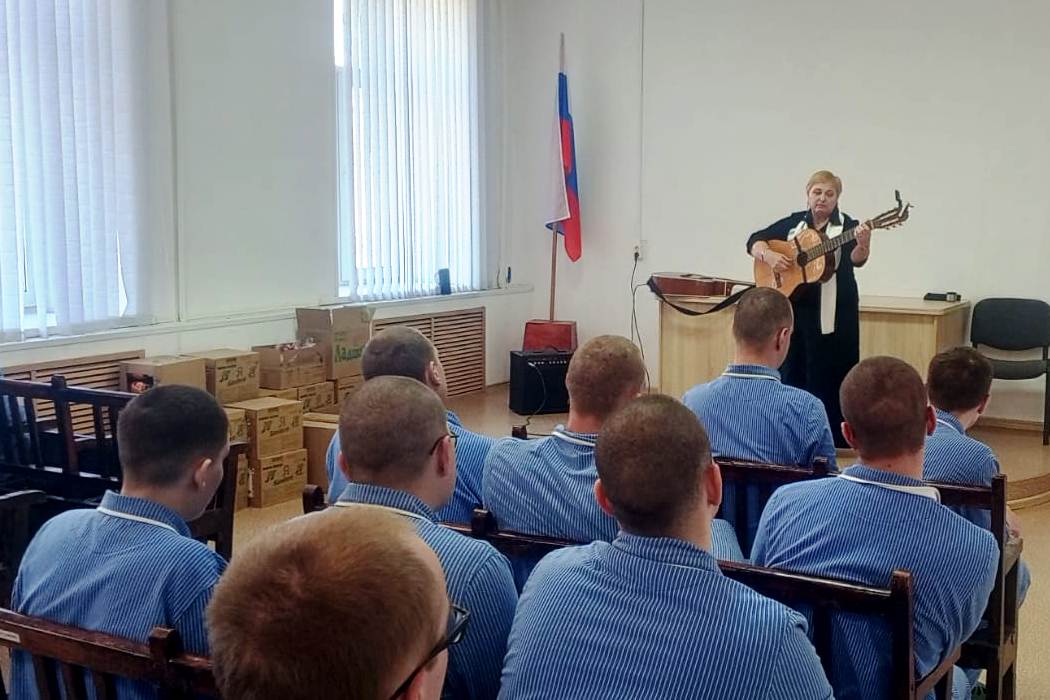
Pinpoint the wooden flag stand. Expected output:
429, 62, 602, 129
522, 230, 578, 352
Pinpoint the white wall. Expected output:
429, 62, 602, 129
502, 0, 1050, 421
501, 0, 648, 356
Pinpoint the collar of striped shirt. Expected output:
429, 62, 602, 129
611, 533, 720, 573
550, 425, 598, 447
839, 465, 940, 502
934, 408, 965, 435
722, 364, 782, 382
446, 409, 463, 427
336, 483, 438, 523
96, 491, 191, 537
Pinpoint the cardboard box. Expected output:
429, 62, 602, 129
296, 305, 373, 380
120, 356, 207, 394
303, 413, 339, 489
235, 453, 250, 511
185, 349, 260, 404
297, 381, 336, 412
258, 388, 299, 401
250, 448, 308, 508
225, 397, 304, 462
224, 408, 248, 443
253, 343, 327, 390
334, 375, 365, 405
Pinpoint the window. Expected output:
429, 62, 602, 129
334, 0, 484, 300
0, 0, 166, 342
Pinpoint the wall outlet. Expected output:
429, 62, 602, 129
633, 239, 648, 261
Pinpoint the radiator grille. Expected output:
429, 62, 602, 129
374, 307, 485, 396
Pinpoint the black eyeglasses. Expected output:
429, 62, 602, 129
428, 431, 458, 455
389, 603, 471, 699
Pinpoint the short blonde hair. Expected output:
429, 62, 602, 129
806, 170, 842, 196
566, 335, 646, 419
208, 507, 444, 700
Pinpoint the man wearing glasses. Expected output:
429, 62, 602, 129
334, 375, 517, 700
499, 395, 833, 699
209, 506, 466, 700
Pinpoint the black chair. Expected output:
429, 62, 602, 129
970, 298, 1050, 445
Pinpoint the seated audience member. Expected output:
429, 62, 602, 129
484, 335, 744, 575
333, 376, 516, 700
683, 287, 837, 548
209, 507, 456, 700
924, 347, 1030, 601
499, 395, 833, 699
752, 357, 999, 700
325, 326, 496, 524
11, 386, 230, 700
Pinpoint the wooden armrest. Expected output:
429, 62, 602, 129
915, 644, 961, 699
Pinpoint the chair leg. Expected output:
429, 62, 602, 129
1044, 372, 1049, 445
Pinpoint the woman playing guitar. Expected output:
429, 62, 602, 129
747, 170, 872, 448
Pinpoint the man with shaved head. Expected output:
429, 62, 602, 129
752, 357, 999, 699
499, 395, 832, 699
683, 287, 837, 551
333, 376, 516, 700
484, 335, 743, 588
325, 326, 497, 524
209, 507, 452, 700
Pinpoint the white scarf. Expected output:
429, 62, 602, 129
787, 216, 843, 335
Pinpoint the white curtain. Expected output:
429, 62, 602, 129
336, 0, 491, 300
0, 0, 170, 341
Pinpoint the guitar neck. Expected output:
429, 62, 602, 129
807, 223, 864, 259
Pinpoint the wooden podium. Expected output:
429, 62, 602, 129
658, 294, 971, 398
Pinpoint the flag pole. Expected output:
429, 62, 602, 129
548, 33, 567, 322
549, 229, 558, 320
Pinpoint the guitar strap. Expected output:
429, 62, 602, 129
646, 276, 754, 317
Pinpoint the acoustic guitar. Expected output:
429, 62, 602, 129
754, 190, 911, 298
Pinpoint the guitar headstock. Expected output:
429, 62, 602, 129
870, 190, 912, 230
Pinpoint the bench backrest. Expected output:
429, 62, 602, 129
0, 608, 217, 699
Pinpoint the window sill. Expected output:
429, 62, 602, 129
0, 284, 534, 355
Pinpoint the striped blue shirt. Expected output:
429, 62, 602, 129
924, 409, 1031, 601
683, 364, 837, 467
326, 409, 496, 523
683, 363, 837, 552
336, 483, 516, 700
499, 534, 833, 699
482, 426, 745, 586
752, 465, 999, 700
11, 491, 226, 700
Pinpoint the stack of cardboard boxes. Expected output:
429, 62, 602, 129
112, 305, 371, 508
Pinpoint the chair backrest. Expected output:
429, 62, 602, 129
971, 297, 1050, 351
715, 457, 832, 555
933, 475, 1019, 667
0, 608, 218, 699
303, 483, 328, 514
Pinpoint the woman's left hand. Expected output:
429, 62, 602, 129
854, 223, 872, 251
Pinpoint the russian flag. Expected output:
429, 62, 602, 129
545, 37, 582, 262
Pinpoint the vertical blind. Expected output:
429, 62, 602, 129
335, 0, 482, 301
0, 0, 162, 341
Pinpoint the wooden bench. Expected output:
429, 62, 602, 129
0, 376, 243, 561
717, 459, 1020, 700
714, 456, 832, 557
0, 608, 217, 699
933, 476, 1021, 700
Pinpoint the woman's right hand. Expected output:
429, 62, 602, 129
762, 250, 792, 272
